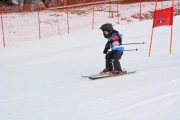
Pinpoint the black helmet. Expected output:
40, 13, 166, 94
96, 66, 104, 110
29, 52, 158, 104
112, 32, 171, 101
99, 23, 113, 32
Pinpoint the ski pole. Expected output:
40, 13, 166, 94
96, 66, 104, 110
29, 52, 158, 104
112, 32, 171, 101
107, 48, 138, 53
124, 48, 138, 51
122, 42, 146, 45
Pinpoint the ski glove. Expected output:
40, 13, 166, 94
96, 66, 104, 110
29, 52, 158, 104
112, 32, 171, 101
103, 41, 111, 54
103, 49, 108, 54
103, 47, 110, 54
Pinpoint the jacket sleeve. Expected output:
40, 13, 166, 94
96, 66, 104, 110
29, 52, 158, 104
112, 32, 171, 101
104, 41, 111, 50
110, 34, 122, 45
103, 41, 111, 54
111, 34, 119, 41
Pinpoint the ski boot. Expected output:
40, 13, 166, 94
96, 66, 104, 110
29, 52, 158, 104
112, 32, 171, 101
99, 68, 113, 74
108, 69, 127, 76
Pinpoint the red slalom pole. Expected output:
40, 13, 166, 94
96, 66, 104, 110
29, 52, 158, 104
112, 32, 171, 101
117, 0, 120, 24
148, 0, 158, 57
0, 8, 5, 47
178, 0, 180, 15
170, 0, 175, 55
140, 0, 142, 21
37, 2, 41, 40
170, 24, 173, 55
66, 0, 70, 34
109, 0, 111, 18
148, 28, 155, 57
92, 0, 95, 30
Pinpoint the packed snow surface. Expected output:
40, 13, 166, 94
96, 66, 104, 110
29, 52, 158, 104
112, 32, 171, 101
0, 8, 180, 120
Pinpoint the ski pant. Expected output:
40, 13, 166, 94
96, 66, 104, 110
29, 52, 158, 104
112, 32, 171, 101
105, 50, 123, 71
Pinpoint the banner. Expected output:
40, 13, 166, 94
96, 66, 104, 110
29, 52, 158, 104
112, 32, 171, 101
153, 7, 173, 28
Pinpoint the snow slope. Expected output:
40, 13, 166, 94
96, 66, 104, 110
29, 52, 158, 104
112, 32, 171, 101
0, 16, 180, 120
1, 1, 179, 46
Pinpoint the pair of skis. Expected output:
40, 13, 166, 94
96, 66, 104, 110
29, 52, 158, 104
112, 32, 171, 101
82, 71, 136, 80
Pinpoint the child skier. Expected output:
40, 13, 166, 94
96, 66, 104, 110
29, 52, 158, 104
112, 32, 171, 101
99, 23, 126, 75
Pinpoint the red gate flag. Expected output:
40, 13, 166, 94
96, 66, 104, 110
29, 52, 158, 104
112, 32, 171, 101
148, 1, 174, 57
153, 7, 173, 28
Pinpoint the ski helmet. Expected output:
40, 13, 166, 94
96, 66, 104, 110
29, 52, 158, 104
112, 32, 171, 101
99, 23, 113, 32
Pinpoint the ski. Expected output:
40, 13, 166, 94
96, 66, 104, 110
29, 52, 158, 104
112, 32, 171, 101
88, 71, 136, 80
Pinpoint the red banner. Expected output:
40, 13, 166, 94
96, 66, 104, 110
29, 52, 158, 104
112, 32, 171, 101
153, 7, 173, 28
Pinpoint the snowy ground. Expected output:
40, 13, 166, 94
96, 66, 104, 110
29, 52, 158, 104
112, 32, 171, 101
0, 7, 180, 119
